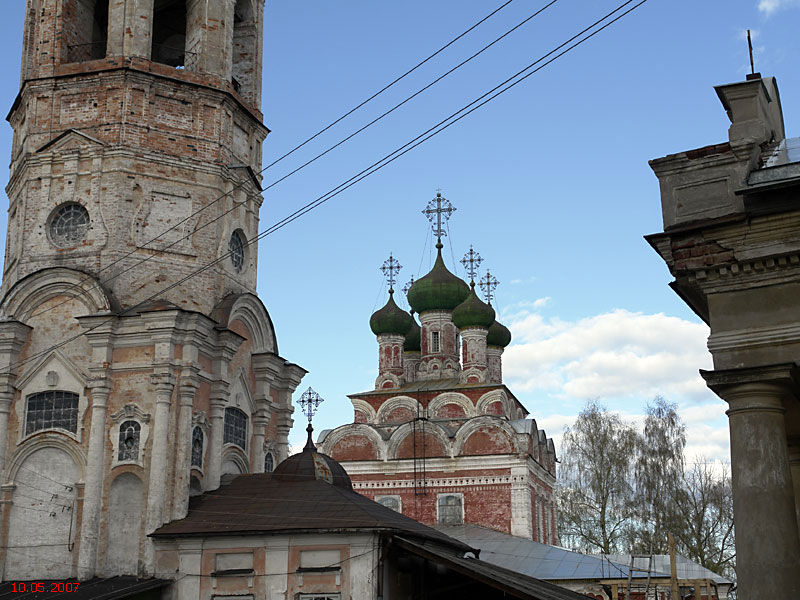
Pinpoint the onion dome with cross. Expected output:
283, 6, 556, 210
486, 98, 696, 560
452, 245, 496, 329
370, 253, 414, 336
478, 267, 512, 348
401, 277, 422, 352
407, 192, 470, 314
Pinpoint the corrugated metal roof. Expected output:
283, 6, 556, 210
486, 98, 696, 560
436, 524, 649, 580
0, 576, 170, 599
151, 473, 472, 553
395, 536, 592, 600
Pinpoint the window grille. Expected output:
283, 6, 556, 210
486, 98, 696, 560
224, 407, 248, 450
431, 331, 440, 353
264, 452, 274, 473
229, 230, 245, 272
25, 391, 79, 436
376, 496, 401, 513
299, 595, 340, 600
118, 421, 141, 461
191, 426, 204, 468
437, 494, 463, 524
49, 203, 90, 248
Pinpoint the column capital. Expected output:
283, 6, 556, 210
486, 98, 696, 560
701, 363, 800, 413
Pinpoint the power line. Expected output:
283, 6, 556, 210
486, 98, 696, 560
22, 0, 523, 323
0, 0, 652, 379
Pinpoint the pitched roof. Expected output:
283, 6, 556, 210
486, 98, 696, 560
436, 524, 646, 581
151, 473, 472, 552
607, 554, 732, 585
395, 536, 592, 600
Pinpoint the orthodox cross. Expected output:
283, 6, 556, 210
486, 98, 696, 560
460, 245, 483, 286
478, 269, 499, 305
299, 387, 324, 425
402, 275, 415, 297
380, 253, 402, 293
422, 191, 456, 242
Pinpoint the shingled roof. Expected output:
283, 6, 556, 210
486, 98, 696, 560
151, 473, 473, 553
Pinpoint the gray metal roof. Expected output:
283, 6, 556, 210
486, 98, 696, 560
436, 524, 647, 581
607, 554, 732, 585
748, 136, 800, 187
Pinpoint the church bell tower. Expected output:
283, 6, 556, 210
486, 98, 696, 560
0, 0, 305, 582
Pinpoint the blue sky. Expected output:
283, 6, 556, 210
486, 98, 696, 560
0, 0, 798, 461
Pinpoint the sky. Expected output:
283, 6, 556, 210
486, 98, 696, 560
0, 0, 798, 465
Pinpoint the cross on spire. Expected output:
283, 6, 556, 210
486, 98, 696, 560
380, 253, 402, 293
402, 275, 415, 297
460, 245, 483, 287
478, 269, 499, 305
299, 387, 324, 425
422, 191, 456, 244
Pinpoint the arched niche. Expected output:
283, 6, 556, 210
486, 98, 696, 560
328, 434, 379, 461
104, 472, 143, 575
388, 422, 450, 460
5, 442, 83, 580
319, 424, 385, 461
476, 389, 510, 417
375, 396, 422, 424
214, 293, 278, 354
453, 416, 520, 457
428, 392, 475, 419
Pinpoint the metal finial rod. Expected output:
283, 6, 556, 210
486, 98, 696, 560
478, 268, 499, 305
298, 387, 324, 425
422, 191, 456, 243
380, 253, 402, 293
747, 29, 755, 75
460, 245, 483, 286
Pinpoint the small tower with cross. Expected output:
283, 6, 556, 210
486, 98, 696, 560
369, 254, 414, 389
453, 248, 496, 384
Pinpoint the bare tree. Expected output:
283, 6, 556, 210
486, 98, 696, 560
557, 401, 638, 554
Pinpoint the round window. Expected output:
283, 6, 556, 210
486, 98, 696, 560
229, 230, 245, 273
49, 203, 90, 248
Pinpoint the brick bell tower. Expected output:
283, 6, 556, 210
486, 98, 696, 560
0, 0, 305, 582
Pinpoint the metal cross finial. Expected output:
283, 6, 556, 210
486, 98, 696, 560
460, 245, 483, 286
478, 269, 499, 305
380, 253, 402, 293
402, 275, 415, 297
422, 191, 456, 242
299, 387, 324, 425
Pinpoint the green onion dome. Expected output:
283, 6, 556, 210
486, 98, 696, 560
370, 291, 414, 336
452, 286, 495, 329
487, 319, 512, 347
407, 245, 470, 314
403, 312, 421, 352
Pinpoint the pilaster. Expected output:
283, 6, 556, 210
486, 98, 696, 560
173, 370, 200, 520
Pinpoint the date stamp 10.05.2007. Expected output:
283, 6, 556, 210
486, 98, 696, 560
10, 582, 80, 593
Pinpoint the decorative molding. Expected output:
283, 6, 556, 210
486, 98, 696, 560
110, 404, 151, 424
354, 475, 524, 490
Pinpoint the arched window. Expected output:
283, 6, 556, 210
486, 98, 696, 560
223, 407, 248, 450
152, 0, 189, 68
437, 493, 463, 525
232, 0, 257, 100
118, 421, 141, 461
191, 426, 204, 468
264, 452, 274, 473
376, 496, 401, 513
25, 391, 79, 436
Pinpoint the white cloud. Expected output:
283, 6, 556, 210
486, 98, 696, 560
758, 0, 800, 16
533, 296, 551, 309
503, 308, 712, 401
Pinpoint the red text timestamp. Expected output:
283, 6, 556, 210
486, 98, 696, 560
10, 582, 79, 593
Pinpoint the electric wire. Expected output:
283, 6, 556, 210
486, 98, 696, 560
23, 0, 525, 323
0, 0, 652, 381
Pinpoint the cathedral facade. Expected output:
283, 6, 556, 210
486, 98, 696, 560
319, 197, 558, 544
0, 0, 305, 581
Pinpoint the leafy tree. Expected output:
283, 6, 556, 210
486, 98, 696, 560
557, 400, 637, 554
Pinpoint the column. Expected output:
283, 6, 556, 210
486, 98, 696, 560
144, 373, 174, 575
788, 436, 800, 540
703, 366, 800, 600
172, 377, 198, 520
207, 393, 227, 490
0, 388, 14, 475
252, 414, 269, 474
77, 383, 110, 580
509, 466, 532, 538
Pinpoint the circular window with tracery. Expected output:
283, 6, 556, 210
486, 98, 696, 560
229, 230, 245, 273
49, 203, 90, 248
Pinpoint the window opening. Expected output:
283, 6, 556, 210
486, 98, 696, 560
431, 331, 440, 353
191, 426, 204, 468
264, 452, 274, 473
232, 0, 256, 100
66, 0, 109, 62
224, 407, 248, 450
376, 496, 401, 513
25, 391, 79, 436
49, 203, 90, 248
437, 494, 463, 524
118, 421, 141, 461
152, 0, 192, 68
229, 230, 245, 272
